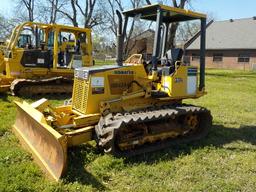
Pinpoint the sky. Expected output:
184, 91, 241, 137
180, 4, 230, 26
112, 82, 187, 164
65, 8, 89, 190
0, 0, 256, 21
191, 0, 256, 21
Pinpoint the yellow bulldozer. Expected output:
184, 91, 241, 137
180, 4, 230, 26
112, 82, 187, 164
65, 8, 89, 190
13, 4, 212, 181
0, 22, 93, 95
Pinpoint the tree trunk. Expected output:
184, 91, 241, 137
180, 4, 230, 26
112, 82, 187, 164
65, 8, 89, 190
145, 0, 151, 5
143, 0, 189, 49
21, 0, 35, 22
57, 0, 78, 27
167, 23, 178, 49
167, 0, 188, 49
50, 0, 57, 23
71, 0, 78, 27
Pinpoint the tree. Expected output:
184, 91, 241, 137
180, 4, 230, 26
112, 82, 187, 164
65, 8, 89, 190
176, 21, 200, 45
101, 0, 146, 57
0, 15, 17, 39
145, 0, 190, 48
16, 0, 36, 22
38, 0, 68, 24
75, 0, 102, 27
57, 0, 79, 27
49, 0, 59, 23
57, 0, 102, 28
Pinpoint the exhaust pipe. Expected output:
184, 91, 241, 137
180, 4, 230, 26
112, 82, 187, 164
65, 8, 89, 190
116, 10, 123, 66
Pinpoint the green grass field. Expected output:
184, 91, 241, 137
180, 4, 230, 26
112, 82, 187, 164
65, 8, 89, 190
0, 69, 256, 192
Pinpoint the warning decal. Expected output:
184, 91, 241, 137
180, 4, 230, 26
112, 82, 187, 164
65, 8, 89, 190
91, 77, 104, 87
91, 77, 104, 94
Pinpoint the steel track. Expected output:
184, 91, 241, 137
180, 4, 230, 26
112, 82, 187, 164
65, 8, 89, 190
10, 77, 73, 96
95, 104, 212, 157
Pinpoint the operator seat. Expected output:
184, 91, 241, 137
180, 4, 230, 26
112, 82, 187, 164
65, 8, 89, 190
144, 48, 184, 75
165, 48, 184, 66
161, 48, 184, 75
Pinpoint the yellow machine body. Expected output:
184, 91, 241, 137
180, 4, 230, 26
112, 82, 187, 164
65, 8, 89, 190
0, 22, 93, 94
13, 61, 205, 180
72, 64, 203, 115
13, 4, 212, 181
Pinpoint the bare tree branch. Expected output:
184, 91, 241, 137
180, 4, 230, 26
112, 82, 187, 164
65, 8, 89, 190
18, 0, 35, 21
145, 0, 151, 5
172, 0, 178, 7
167, 0, 189, 48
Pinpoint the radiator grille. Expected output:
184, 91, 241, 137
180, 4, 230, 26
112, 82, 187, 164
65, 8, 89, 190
72, 77, 89, 114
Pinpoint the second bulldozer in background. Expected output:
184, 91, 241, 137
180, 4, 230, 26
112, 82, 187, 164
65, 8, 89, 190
0, 22, 93, 96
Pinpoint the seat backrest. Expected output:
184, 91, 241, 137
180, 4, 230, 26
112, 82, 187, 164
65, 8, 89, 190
165, 48, 184, 66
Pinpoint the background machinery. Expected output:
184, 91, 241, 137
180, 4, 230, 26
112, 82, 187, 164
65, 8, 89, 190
0, 22, 93, 95
13, 4, 212, 181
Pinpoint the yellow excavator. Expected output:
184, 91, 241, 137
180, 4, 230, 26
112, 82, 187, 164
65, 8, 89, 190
0, 22, 93, 95
13, 4, 212, 181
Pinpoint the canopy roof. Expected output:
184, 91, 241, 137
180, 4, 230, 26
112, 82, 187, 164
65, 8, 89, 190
17, 22, 91, 33
123, 4, 206, 23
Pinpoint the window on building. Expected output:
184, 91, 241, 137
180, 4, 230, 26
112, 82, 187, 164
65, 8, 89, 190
238, 54, 250, 63
192, 53, 200, 61
213, 53, 223, 62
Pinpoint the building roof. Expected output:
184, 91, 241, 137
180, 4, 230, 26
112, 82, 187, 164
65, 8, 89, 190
130, 29, 154, 41
186, 17, 256, 50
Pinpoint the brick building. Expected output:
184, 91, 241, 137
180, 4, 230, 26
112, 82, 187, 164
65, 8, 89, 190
127, 29, 154, 60
185, 18, 256, 70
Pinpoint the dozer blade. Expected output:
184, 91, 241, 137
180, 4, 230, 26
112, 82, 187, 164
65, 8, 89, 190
13, 101, 68, 181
